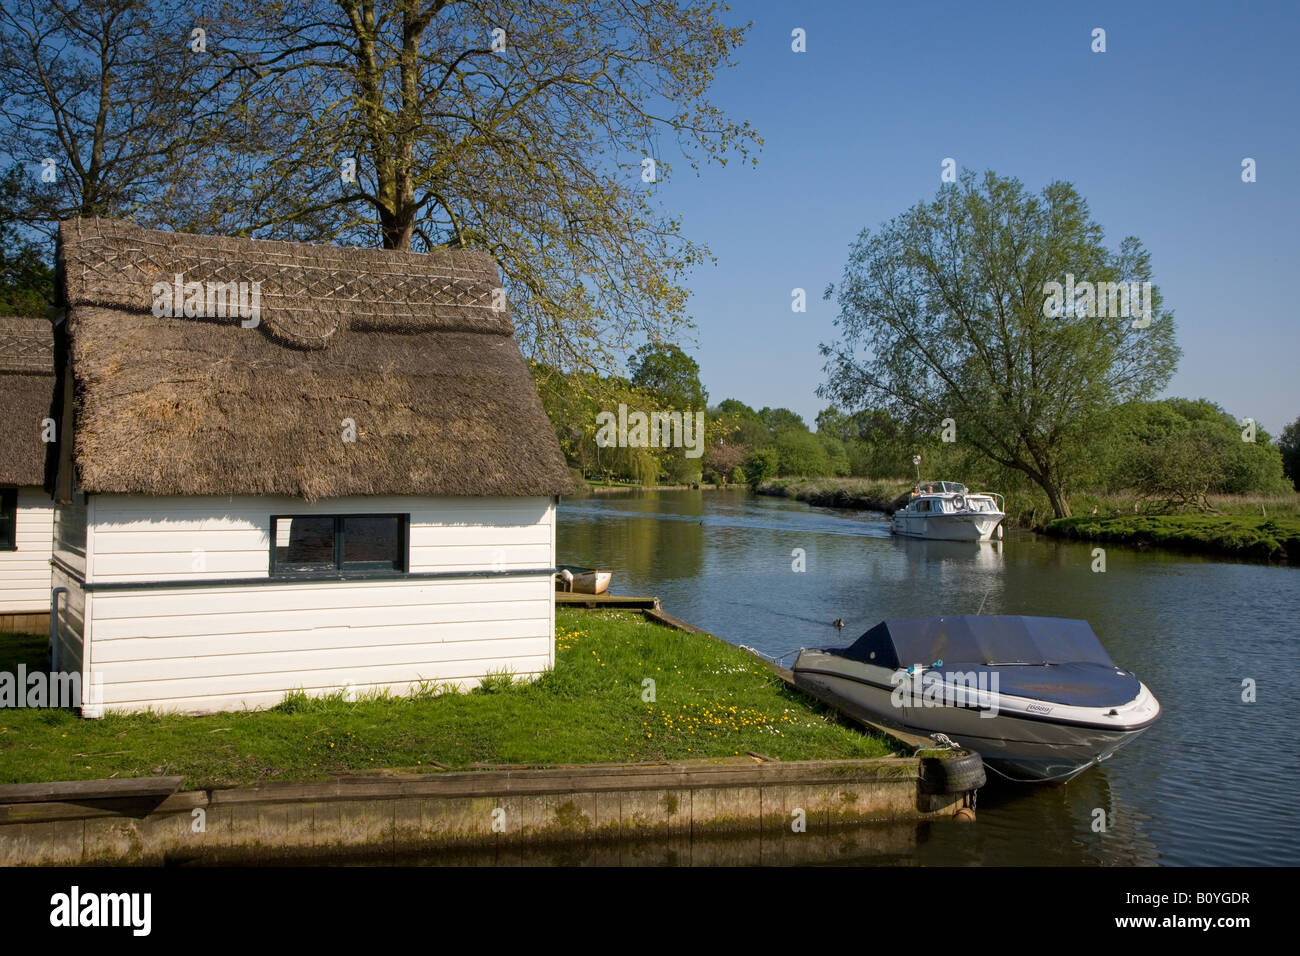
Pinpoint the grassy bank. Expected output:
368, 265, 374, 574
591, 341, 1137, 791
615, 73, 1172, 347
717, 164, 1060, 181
586, 481, 721, 492
1026, 492, 1300, 563
755, 476, 1300, 563
1040, 512, 1300, 563
0, 609, 890, 790
756, 477, 912, 512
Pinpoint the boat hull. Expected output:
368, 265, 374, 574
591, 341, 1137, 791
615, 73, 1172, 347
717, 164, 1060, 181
891, 512, 1004, 541
792, 650, 1159, 783
556, 569, 612, 594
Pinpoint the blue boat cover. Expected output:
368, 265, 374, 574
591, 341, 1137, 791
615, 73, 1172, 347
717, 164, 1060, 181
835, 616, 1138, 708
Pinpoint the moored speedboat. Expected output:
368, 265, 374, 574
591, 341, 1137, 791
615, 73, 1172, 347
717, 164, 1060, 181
791, 615, 1160, 782
891, 480, 1005, 541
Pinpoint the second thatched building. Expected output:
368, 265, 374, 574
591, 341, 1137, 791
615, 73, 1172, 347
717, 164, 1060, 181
0, 316, 56, 632
49, 218, 572, 716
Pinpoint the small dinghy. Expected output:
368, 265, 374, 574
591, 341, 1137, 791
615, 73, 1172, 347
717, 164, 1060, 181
555, 565, 612, 594
792, 615, 1160, 783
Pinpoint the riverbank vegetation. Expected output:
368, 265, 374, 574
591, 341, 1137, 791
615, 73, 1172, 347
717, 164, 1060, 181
755, 476, 1300, 562
756, 478, 912, 512
0, 610, 890, 789
1041, 511, 1300, 563
540, 344, 1292, 521
801, 399, 1294, 516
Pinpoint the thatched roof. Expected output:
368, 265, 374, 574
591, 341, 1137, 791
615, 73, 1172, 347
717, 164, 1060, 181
0, 316, 55, 487
54, 218, 572, 499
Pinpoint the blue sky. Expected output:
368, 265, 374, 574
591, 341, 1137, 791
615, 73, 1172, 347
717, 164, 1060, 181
658, 1, 1299, 435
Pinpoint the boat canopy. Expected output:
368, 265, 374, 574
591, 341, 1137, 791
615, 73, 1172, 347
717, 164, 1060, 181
917, 480, 967, 494
842, 615, 1116, 670
833, 616, 1137, 707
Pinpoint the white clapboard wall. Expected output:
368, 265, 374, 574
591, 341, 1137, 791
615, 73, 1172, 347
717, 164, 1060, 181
0, 486, 54, 614
65, 493, 556, 715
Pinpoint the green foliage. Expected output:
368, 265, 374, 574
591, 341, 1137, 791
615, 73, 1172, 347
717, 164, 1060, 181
628, 343, 708, 410
758, 407, 806, 434
0, 168, 54, 316
817, 433, 851, 477
1127, 424, 1225, 509
774, 429, 831, 477
192, 1, 758, 370
659, 450, 702, 486
742, 448, 779, 488
1113, 399, 1291, 504
1280, 417, 1300, 491
1045, 513, 1300, 563
628, 343, 708, 484
532, 362, 662, 484
758, 478, 910, 511
473, 670, 518, 694
815, 406, 848, 436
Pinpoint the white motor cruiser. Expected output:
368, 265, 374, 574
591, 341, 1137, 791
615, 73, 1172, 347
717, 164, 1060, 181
891, 480, 1005, 541
791, 615, 1161, 783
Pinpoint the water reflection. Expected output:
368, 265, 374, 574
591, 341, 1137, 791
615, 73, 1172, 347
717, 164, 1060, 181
891, 536, 1005, 572
357, 824, 925, 867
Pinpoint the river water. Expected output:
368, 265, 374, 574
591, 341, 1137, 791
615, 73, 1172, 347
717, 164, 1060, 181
558, 488, 1300, 866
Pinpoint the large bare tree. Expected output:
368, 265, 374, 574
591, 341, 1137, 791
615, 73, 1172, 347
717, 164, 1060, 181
185, 0, 759, 368
0, 0, 213, 237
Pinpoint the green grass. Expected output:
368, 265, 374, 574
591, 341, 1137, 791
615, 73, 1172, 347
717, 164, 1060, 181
1042, 512, 1300, 563
1024, 491, 1300, 523
0, 609, 890, 790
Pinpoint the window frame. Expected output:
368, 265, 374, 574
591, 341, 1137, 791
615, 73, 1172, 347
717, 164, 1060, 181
0, 488, 16, 551
268, 513, 409, 579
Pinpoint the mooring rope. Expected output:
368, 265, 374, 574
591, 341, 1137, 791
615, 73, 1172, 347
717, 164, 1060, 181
926, 733, 1096, 784
979, 756, 1100, 784
739, 644, 803, 666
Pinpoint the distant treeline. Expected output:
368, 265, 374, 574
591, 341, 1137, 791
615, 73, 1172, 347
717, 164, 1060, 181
534, 345, 1297, 503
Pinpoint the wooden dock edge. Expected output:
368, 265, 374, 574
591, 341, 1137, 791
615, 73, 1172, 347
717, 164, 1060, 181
555, 592, 660, 610
0, 756, 968, 866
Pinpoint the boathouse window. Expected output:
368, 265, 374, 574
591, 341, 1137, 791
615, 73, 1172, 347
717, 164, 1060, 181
270, 514, 408, 577
0, 488, 15, 551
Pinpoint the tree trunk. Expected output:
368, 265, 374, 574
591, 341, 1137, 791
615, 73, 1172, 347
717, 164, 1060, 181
1042, 481, 1071, 519
379, 204, 415, 250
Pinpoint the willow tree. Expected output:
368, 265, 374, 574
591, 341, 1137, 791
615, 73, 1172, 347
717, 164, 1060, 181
819, 170, 1181, 518
184, 0, 758, 369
